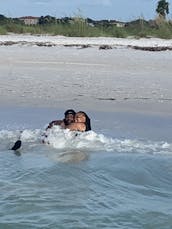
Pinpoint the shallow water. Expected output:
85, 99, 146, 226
0, 107, 172, 229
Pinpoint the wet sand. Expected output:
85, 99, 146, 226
0, 37, 172, 116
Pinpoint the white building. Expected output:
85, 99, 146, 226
19, 16, 39, 25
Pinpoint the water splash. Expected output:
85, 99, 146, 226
0, 126, 172, 155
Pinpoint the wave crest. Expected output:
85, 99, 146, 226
0, 126, 171, 155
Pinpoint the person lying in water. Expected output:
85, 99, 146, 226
43, 109, 76, 143
46, 109, 76, 130
65, 111, 91, 132
46, 109, 91, 132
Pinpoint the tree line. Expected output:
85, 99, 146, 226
0, 0, 170, 25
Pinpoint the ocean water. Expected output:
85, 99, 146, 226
0, 107, 172, 229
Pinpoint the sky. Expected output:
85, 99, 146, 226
1, 0, 172, 22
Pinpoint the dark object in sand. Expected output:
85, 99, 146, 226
131, 45, 172, 52
11, 140, 22, 151
99, 45, 112, 50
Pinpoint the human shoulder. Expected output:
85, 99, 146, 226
47, 120, 63, 129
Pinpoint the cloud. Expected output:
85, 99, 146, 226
28, 0, 113, 8
30, 0, 51, 4
35, 0, 49, 4
86, 0, 112, 6
101, 0, 112, 6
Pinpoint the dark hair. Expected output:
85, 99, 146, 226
78, 111, 91, 131
64, 109, 76, 116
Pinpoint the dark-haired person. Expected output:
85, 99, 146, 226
66, 111, 91, 132
46, 109, 76, 130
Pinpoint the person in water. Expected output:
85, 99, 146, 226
66, 111, 91, 132
46, 109, 76, 130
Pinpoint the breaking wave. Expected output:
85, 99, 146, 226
0, 126, 171, 155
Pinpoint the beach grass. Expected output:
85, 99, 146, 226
0, 18, 172, 38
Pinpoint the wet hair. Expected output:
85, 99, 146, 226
63, 109, 76, 125
78, 111, 91, 131
64, 109, 76, 117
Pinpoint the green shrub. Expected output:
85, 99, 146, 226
0, 26, 7, 34
0, 16, 172, 39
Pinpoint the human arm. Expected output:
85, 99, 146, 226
46, 120, 63, 130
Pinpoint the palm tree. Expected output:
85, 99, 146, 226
156, 0, 169, 19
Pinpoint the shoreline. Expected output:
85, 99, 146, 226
0, 101, 171, 118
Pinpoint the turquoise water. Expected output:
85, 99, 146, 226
0, 107, 172, 229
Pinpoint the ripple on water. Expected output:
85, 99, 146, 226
0, 128, 172, 228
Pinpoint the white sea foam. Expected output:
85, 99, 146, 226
0, 126, 171, 155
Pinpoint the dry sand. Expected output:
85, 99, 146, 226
0, 35, 172, 116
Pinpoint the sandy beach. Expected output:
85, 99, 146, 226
0, 34, 172, 116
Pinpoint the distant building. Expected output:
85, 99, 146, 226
19, 16, 39, 25
109, 20, 126, 27
86, 18, 126, 27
